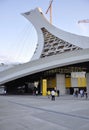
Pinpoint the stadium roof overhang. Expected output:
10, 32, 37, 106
0, 48, 89, 85
0, 8, 89, 85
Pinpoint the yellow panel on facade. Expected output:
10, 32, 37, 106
78, 77, 86, 87
42, 79, 47, 96
47, 77, 56, 89
65, 78, 71, 88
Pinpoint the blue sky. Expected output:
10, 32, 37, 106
0, 0, 89, 64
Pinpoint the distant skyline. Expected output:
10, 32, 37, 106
0, 0, 89, 64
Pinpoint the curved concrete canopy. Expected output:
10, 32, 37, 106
0, 8, 89, 85
0, 48, 89, 85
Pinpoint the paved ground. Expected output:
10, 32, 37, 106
0, 95, 89, 130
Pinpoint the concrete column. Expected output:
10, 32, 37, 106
56, 74, 65, 95
86, 73, 89, 92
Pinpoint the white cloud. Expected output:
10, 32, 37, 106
77, 23, 89, 37
0, 55, 20, 64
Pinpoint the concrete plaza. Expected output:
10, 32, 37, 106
0, 95, 89, 130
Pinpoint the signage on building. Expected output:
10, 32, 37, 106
71, 72, 86, 78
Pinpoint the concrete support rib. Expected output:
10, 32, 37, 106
22, 8, 45, 61
22, 8, 89, 61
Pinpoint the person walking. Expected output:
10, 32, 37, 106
47, 90, 51, 98
51, 89, 55, 101
85, 91, 88, 99
80, 89, 84, 97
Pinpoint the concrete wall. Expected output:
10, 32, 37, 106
86, 73, 89, 92
56, 74, 65, 95
71, 78, 78, 87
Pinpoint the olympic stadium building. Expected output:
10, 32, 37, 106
0, 8, 89, 95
